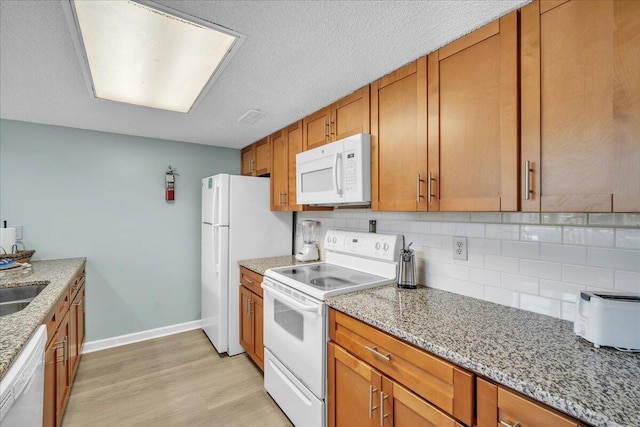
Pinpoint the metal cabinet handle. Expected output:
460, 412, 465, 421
245, 277, 253, 284
249, 300, 254, 315
365, 345, 391, 361
428, 172, 435, 202
500, 421, 521, 427
368, 385, 378, 418
330, 118, 335, 136
416, 174, 422, 203
324, 119, 329, 139
525, 160, 532, 200
379, 391, 389, 426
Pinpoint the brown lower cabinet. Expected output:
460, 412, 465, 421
43, 267, 86, 427
239, 267, 264, 371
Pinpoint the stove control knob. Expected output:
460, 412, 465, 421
375, 242, 381, 250
332, 237, 337, 243
326, 236, 331, 243
383, 243, 389, 251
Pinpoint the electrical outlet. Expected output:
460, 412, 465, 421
452, 236, 467, 260
14, 226, 23, 240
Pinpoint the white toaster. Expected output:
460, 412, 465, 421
574, 291, 640, 350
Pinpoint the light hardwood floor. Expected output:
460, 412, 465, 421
62, 330, 292, 427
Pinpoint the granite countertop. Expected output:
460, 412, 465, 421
0, 258, 86, 379
238, 255, 311, 275
326, 285, 639, 427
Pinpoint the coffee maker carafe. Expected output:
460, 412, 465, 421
397, 242, 417, 289
295, 220, 319, 261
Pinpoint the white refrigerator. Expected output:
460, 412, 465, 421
201, 174, 292, 356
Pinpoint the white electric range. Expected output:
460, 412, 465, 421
262, 229, 402, 427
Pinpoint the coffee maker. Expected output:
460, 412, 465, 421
295, 220, 319, 262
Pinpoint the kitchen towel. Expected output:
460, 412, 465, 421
0, 227, 16, 254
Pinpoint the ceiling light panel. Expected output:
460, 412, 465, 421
66, 0, 244, 113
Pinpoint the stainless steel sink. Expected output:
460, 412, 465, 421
0, 283, 49, 316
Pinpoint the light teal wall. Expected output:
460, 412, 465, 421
0, 119, 239, 341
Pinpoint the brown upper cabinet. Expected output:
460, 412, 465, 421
521, 0, 640, 212
371, 59, 429, 211
428, 10, 519, 212
302, 86, 371, 151
241, 137, 271, 177
271, 121, 304, 211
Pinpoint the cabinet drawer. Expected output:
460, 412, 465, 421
240, 267, 263, 297
477, 378, 582, 427
329, 309, 474, 426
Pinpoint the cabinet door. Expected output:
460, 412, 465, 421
286, 120, 303, 211
521, 0, 640, 212
69, 291, 79, 382
239, 285, 253, 354
255, 137, 271, 176
43, 332, 58, 427
332, 86, 371, 141
328, 343, 381, 427
382, 380, 463, 427
78, 285, 85, 354
303, 107, 331, 150
428, 11, 518, 212
56, 311, 71, 427
241, 144, 256, 176
270, 129, 288, 211
371, 59, 428, 211
252, 293, 264, 371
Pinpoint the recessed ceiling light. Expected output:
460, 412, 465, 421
62, 0, 245, 113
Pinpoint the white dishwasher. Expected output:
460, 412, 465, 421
0, 325, 47, 427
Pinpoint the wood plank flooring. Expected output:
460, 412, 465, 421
62, 330, 292, 427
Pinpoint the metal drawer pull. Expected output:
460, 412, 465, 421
365, 345, 391, 361
525, 160, 532, 200
379, 391, 389, 426
500, 421, 521, 427
416, 174, 422, 203
368, 385, 378, 418
245, 277, 253, 284
428, 172, 435, 202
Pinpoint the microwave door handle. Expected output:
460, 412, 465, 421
333, 153, 342, 195
262, 281, 322, 315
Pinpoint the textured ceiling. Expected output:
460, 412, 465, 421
0, 0, 529, 149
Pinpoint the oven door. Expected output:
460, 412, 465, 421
262, 278, 326, 399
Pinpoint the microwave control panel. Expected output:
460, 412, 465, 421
344, 151, 357, 192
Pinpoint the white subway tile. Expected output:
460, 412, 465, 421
540, 244, 587, 265
419, 212, 443, 222
615, 228, 640, 250
431, 222, 455, 236
485, 255, 520, 274
519, 259, 562, 280
443, 212, 470, 222
424, 247, 452, 263
539, 280, 584, 302
376, 219, 407, 233
521, 225, 562, 243
426, 275, 456, 292
484, 286, 519, 308
614, 270, 640, 293
441, 263, 469, 281
456, 223, 485, 238
455, 280, 484, 299
501, 273, 539, 294
470, 212, 501, 223
454, 252, 485, 269
469, 268, 501, 286
486, 224, 520, 240
502, 213, 540, 224
502, 240, 540, 259
420, 234, 443, 249
541, 213, 587, 225
345, 219, 368, 230
563, 227, 614, 247
561, 302, 576, 321
520, 294, 561, 318
587, 247, 640, 272
562, 265, 614, 288
588, 213, 640, 227
468, 238, 501, 255
409, 221, 431, 234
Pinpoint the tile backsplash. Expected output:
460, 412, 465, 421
294, 211, 640, 321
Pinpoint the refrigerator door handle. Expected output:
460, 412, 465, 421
213, 224, 229, 228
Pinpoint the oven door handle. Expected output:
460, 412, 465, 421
262, 281, 322, 316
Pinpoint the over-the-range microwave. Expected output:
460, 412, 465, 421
296, 133, 371, 206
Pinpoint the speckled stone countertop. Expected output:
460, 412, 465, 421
238, 255, 310, 275
326, 285, 639, 427
0, 258, 86, 379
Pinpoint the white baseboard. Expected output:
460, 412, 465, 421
82, 320, 202, 354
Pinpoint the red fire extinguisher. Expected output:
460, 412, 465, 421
165, 166, 178, 201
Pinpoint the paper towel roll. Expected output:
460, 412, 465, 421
1, 228, 16, 254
